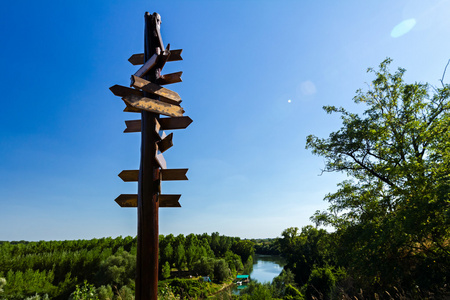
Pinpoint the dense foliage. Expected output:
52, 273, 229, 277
0, 233, 251, 299
304, 59, 450, 297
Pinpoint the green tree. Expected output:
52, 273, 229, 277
98, 251, 135, 288
306, 58, 450, 292
70, 281, 98, 300
162, 261, 171, 280
192, 257, 215, 277
213, 259, 230, 283
277, 226, 332, 285
231, 240, 254, 264
174, 244, 185, 273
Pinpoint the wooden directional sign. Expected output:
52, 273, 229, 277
124, 119, 165, 140
124, 104, 141, 113
159, 116, 193, 130
124, 117, 192, 132
115, 194, 181, 207
157, 72, 183, 85
118, 170, 139, 182
161, 168, 188, 180
112, 12, 191, 300
110, 84, 144, 98
131, 75, 181, 105
134, 53, 158, 77
128, 49, 183, 65
118, 168, 188, 182
157, 132, 173, 153
159, 194, 182, 207
124, 120, 141, 132
122, 94, 184, 117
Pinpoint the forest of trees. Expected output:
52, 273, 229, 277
1, 59, 449, 299
0, 233, 254, 299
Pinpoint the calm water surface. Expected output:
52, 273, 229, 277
249, 254, 286, 283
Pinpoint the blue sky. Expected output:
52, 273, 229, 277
1, 0, 449, 241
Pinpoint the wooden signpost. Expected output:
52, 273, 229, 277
109, 12, 191, 300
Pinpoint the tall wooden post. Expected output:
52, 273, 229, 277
136, 12, 161, 300
110, 10, 192, 300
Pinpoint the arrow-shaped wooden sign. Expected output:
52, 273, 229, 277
124, 120, 141, 133
159, 116, 193, 130
118, 168, 188, 182
124, 104, 141, 113
118, 170, 139, 182
122, 94, 184, 117
157, 72, 183, 85
124, 119, 164, 140
159, 194, 182, 207
130, 75, 181, 105
157, 132, 173, 153
115, 194, 181, 207
123, 117, 192, 132
134, 53, 158, 77
128, 50, 183, 65
110, 84, 144, 98
161, 169, 188, 180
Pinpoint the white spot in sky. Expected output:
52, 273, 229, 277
391, 18, 416, 38
288, 99, 291, 103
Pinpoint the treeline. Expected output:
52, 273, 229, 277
0, 233, 255, 299
251, 238, 280, 255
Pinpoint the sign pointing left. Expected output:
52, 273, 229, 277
115, 194, 181, 207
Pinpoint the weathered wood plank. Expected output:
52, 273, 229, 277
156, 132, 173, 153
128, 53, 145, 65
167, 49, 183, 62
118, 170, 139, 182
159, 116, 193, 130
115, 194, 138, 207
118, 168, 188, 182
159, 194, 181, 207
131, 75, 181, 105
115, 194, 181, 207
110, 84, 143, 97
124, 103, 141, 113
124, 120, 141, 132
134, 53, 158, 77
122, 94, 184, 117
157, 72, 182, 85
161, 168, 188, 181
128, 50, 183, 65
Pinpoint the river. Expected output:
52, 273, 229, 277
230, 254, 286, 295
249, 254, 286, 283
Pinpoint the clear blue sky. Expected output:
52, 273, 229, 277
1, 0, 449, 241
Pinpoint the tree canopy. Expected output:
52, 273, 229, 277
306, 58, 450, 292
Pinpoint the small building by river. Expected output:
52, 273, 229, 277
236, 274, 250, 284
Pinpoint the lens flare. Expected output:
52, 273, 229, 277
391, 18, 416, 38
